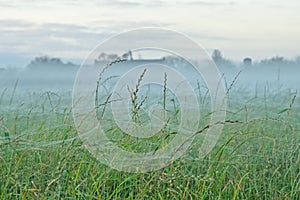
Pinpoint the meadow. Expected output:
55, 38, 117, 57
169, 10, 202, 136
0, 81, 299, 199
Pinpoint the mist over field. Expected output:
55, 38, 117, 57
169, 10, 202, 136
1, 51, 300, 93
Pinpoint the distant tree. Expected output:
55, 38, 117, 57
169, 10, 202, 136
27, 56, 73, 70
121, 51, 133, 61
243, 57, 252, 66
30, 56, 63, 65
97, 53, 107, 61
49, 58, 62, 64
211, 49, 235, 68
107, 54, 119, 61
212, 49, 223, 63
35, 56, 48, 64
260, 56, 287, 66
95, 53, 121, 64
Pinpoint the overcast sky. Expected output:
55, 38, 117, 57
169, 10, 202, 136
0, 0, 299, 67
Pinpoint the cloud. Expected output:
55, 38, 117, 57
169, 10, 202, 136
103, 0, 141, 7
89, 19, 175, 33
186, 31, 235, 42
99, 0, 164, 7
0, 20, 105, 48
0, 20, 114, 66
179, 1, 236, 6
0, 19, 34, 29
0, 19, 169, 66
100, 0, 235, 8
0, 18, 235, 67
0, 2, 16, 8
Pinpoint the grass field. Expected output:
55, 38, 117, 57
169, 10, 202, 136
0, 86, 300, 199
